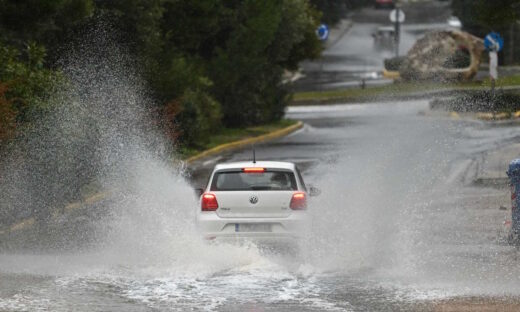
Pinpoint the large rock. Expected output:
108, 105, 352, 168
399, 30, 484, 81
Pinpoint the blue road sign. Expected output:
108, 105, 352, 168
317, 24, 329, 41
484, 32, 504, 52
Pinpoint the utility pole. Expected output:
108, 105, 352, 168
394, 7, 400, 57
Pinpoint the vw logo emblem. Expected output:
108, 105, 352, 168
249, 195, 258, 204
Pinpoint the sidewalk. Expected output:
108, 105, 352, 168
473, 143, 520, 186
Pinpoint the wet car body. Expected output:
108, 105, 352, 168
197, 161, 311, 244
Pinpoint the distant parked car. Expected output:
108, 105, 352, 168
372, 26, 395, 51
375, 0, 395, 9
447, 16, 462, 29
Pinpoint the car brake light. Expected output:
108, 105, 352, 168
201, 193, 219, 211
243, 167, 265, 173
290, 192, 307, 210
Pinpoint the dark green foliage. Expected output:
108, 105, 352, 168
452, 0, 520, 36
91, 0, 321, 131
0, 0, 324, 226
0, 0, 94, 60
309, 0, 345, 25
207, 0, 321, 127
0, 0, 322, 146
308, 0, 369, 26
0, 42, 63, 123
451, 0, 520, 64
443, 49, 471, 69
177, 87, 222, 147
384, 56, 406, 71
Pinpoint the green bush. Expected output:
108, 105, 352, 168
443, 49, 471, 69
384, 56, 406, 71
177, 88, 222, 147
0, 83, 16, 143
0, 42, 63, 123
208, 0, 320, 127
0, 0, 322, 147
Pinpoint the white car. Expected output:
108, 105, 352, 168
196, 161, 319, 243
447, 16, 462, 29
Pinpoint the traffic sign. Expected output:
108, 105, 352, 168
389, 9, 405, 23
316, 24, 329, 41
484, 32, 504, 52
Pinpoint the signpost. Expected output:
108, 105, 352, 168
389, 8, 405, 57
484, 32, 504, 92
316, 24, 329, 41
316, 24, 329, 91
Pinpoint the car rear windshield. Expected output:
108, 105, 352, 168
210, 170, 298, 191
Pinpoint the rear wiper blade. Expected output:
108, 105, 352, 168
250, 186, 272, 190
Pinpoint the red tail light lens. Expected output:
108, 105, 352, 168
201, 193, 219, 211
290, 192, 307, 210
243, 167, 265, 173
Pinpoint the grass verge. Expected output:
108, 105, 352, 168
292, 75, 520, 105
179, 119, 298, 159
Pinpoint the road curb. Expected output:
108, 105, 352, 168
446, 111, 520, 121
475, 112, 510, 120
382, 69, 400, 79
0, 121, 304, 235
185, 121, 304, 164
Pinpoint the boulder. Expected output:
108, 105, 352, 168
399, 30, 485, 81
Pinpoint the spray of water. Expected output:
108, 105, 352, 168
2, 23, 411, 311
0, 22, 268, 270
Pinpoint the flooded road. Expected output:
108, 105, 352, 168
2, 100, 520, 311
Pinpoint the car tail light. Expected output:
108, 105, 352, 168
201, 193, 219, 211
243, 167, 265, 173
290, 192, 307, 210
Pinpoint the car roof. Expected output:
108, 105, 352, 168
214, 161, 296, 171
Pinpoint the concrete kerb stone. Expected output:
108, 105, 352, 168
185, 121, 304, 164
0, 121, 304, 234
445, 111, 519, 121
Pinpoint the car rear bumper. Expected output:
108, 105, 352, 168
197, 211, 307, 242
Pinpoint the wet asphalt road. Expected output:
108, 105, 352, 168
292, 1, 454, 92
2, 100, 520, 311
185, 99, 520, 310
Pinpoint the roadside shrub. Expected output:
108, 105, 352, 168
384, 56, 406, 71
0, 42, 63, 123
0, 83, 16, 143
443, 48, 470, 69
430, 90, 520, 112
176, 88, 222, 147
208, 0, 320, 127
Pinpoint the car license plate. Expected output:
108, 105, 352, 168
235, 223, 272, 232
